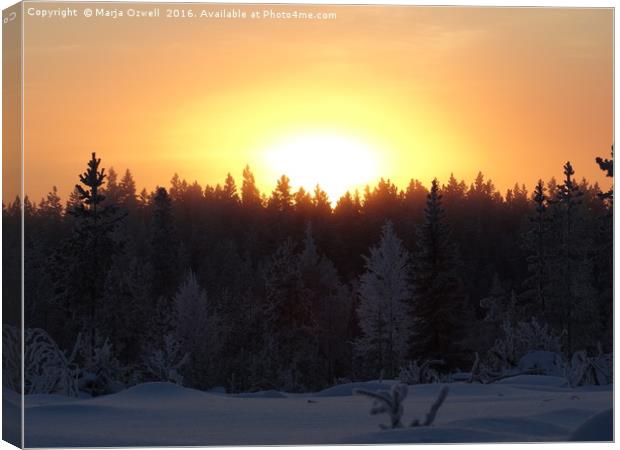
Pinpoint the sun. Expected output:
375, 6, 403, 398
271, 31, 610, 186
264, 132, 381, 203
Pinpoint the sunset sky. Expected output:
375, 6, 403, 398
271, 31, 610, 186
18, 4, 613, 204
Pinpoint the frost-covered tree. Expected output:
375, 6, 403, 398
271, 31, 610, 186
409, 179, 470, 371
10, 327, 81, 396
173, 272, 219, 389
142, 334, 189, 385
480, 274, 516, 325
355, 221, 411, 379
78, 334, 125, 396
488, 317, 561, 373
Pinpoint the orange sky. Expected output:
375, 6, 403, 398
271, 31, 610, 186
17, 4, 613, 204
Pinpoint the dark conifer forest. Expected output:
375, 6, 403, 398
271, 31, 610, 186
3, 149, 613, 394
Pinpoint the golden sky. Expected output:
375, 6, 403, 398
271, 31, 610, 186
18, 4, 613, 204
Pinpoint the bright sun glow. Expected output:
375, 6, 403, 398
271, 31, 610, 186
264, 133, 381, 203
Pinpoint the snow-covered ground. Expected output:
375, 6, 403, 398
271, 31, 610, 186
8, 375, 612, 447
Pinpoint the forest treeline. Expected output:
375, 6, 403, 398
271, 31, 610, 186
2, 148, 613, 394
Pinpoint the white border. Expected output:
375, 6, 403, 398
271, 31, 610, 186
0, 1, 616, 450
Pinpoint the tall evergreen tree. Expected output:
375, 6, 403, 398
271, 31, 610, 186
148, 187, 181, 301
354, 221, 411, 379
521, 180, 551, 318
547, 162, 596, 354
50, 153, 124, 355
409, 179, 470, 371
260, 238, 319, 391
298, 224, 351, 386
241, 165, 262, 208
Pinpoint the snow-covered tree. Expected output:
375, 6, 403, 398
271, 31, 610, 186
142, 334, 189, 385
488, 317, 561, 373
355, 221, 411, 379
173, 272, 219, 389
78, 335, 124, 396
480, 274, 516, 324
11, 327, 80, 396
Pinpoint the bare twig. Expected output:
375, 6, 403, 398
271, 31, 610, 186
411, 386, 449, 427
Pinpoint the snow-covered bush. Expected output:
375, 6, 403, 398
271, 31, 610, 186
489, 318, 561, 373
355, 383, 408, 429
567, 350, 612, 387
142, 334, 189, 385
518, 350, 565, 377
79, 337, 124, 396
2, 326, 81, 396
399, 360, 442, 385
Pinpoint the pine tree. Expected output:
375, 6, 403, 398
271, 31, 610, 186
355, 221, 411, 379
409, 179, 470, 371
595, 145, 613, 203
50, 152, 125, 358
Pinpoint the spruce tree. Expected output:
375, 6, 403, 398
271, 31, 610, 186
241, 165, 262, 208
521, 180, 551, 318
593, 149, 613, 350
269, 175, 293, 212
298, 224, 351, 386
148, 187, 181, 301
355, 221, 411, 379
261, 238, 319, 391
409, 179, 470, 371
547, 162, 596, 354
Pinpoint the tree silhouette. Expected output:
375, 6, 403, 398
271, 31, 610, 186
409, 179, 470, 371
